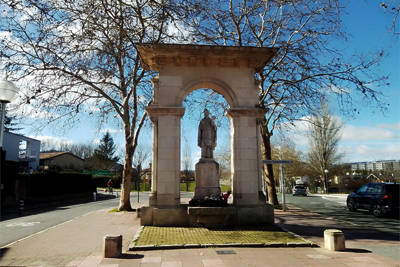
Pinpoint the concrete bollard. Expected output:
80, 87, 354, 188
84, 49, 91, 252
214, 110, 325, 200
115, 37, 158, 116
136, 208, 141, 218
324, 229, 345, 251
103, 234, 122, 258
93, 192, 97, 201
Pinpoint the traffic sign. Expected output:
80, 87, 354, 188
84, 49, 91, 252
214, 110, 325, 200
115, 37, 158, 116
262, 160, 293, 164
321, 177, 325, 181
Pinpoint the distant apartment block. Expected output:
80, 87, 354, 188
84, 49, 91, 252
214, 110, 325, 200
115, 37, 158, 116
349, 160, 400, 172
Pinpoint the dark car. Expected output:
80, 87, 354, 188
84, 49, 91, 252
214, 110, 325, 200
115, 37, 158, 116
347, 182, 400, 218
292, 185, 307, 196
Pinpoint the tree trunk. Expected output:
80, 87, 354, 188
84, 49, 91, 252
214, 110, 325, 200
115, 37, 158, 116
119, 151, 133, 211
119, 121, 134, 211
260, 122, 280, 205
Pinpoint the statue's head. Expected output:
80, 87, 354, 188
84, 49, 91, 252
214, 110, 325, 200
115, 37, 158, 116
204, 109, 210, 117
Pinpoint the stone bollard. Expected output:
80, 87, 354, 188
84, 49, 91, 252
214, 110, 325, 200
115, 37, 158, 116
324, 229, 345, 251
93, 192, 96, 201
103, 235, 122, 258
19, 200, 24, 215
136, 208, 141, 218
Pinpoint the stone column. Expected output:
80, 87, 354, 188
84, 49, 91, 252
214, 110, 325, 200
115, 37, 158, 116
145, 106, 185, 206
226, 108, 268, 205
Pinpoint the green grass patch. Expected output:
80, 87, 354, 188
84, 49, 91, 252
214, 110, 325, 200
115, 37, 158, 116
109, 208, 120, 212
274, 205, 289, 210
109, 208, 137, 212
221, 184, 232, 193
180, 181, 196, 192
135, 225, 304, 246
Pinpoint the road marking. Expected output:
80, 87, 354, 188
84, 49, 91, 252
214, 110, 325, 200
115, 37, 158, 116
7, 222, 41, 227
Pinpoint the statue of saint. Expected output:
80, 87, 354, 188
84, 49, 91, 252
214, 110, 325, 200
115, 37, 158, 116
198, 109, 217, 158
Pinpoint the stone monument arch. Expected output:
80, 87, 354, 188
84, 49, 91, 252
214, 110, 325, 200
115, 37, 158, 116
136, 44, 278, 227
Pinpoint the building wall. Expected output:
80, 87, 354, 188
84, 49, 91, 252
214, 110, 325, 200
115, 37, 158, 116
43, 154, 84, 169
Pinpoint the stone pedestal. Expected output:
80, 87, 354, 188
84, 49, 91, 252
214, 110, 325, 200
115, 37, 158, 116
103, 234, 122, 258
324, 229, 345, 251
194, 159, 221, 198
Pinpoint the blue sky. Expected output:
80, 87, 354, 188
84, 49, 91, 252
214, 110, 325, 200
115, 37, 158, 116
9, 1, 400, 168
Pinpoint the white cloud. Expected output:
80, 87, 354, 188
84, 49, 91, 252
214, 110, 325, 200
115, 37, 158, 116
341, 143, 400, 162
99, 128, 123, 134
377, 121, 400, 130
32, 135, 74, 145
342, 124, 398, 141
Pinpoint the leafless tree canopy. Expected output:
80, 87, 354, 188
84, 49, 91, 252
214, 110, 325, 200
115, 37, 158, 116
1, 0, 391, 207
183, 0, 389, 205
1, 0, 191, 210
306, 102, 343, 178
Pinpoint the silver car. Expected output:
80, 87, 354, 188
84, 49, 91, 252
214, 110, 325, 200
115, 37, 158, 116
293, 185, 307, 196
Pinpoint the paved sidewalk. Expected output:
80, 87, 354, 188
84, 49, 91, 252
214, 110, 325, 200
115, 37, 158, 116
1, 200, 399, 266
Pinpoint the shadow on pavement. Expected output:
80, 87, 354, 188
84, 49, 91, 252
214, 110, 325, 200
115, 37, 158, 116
123, 253, 144, 259
0, 247, 10, 258
275, 213, 400, 243
344, 248, 372, 253
0, 193, 116, 222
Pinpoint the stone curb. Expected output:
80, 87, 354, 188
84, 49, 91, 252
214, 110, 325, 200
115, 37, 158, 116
129, 242, 316, 251
273, 223, 319, 248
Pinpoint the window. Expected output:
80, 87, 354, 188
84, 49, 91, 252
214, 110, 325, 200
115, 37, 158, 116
358, 184, 369, 193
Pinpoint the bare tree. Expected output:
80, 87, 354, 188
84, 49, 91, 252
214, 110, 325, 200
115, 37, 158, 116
271, 136, 305, 194
306, 102, 344, 192
185, 0, 389, 205
133, 143, 151, 170
381, 0, 400, 36
215, 140, 231, 183
1, 0, 189, 210
181, 141, 192, 191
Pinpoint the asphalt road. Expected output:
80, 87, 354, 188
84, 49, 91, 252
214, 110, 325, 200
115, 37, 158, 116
283, 193, 400, 235
2, 191, 397, 250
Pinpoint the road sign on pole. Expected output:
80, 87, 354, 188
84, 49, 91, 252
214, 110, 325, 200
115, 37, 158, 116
261, 160, 293, 212
262, 160, 293, 164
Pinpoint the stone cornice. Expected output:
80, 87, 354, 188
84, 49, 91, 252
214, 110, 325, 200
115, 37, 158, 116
226, 108, 269, 119
145, 106, 186, 118
136, 44, 279, 72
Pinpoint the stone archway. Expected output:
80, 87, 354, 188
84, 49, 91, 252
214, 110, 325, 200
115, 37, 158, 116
136, 44, 278, 226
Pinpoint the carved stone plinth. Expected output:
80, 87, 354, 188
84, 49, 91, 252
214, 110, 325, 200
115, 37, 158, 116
194, 160, 221, 199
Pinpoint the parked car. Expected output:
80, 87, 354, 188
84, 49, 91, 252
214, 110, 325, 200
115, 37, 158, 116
347, 182, 400, 218
292, 185, 307, 196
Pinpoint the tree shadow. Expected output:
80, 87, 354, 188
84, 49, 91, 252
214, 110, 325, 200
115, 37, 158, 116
275, 213, 400, 243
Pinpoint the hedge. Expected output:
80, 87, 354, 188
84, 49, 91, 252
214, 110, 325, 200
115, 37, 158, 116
17, 172, 96, 198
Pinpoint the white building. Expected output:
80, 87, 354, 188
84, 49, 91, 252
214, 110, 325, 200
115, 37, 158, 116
2, 132, 40, 170
349, 160, 400, 172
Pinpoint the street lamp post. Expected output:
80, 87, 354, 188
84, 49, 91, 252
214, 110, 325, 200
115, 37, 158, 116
0, 80, 20, 147
0, 80, 20, 204
324, 169, 329, 195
